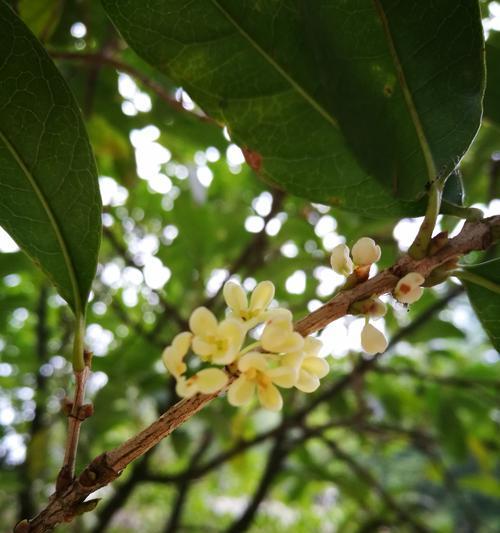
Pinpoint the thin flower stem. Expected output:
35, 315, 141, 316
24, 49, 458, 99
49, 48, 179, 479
409, 180, 443, 259
238, 341, 261, 356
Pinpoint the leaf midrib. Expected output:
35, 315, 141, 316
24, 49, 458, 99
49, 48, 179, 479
209, 0, 339, 130
373, 0, 437, 181
0, 127, 82, 314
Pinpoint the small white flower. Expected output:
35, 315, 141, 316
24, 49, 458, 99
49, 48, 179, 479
176, 368, 229, 398
189, 307, 245, 365
162, 332, 192, 378
261, 316, 304, 354
351, 237, 381, 266
360, 322, 388, 354
394, 272, 425, 304
223, 280, 284, 327
282, 337, 329, 393
366, 297, 387, 318
227, 352, 296, 411
330, 243, 354, 276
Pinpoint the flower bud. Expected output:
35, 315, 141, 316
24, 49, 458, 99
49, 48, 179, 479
351, 237, 381, 266
360, 322, 388, 354
330, 244, 354, 276
394, 272, 425, 304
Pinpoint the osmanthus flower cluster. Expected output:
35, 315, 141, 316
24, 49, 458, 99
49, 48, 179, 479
162, 281, 329, 411
330, 237, 426, 355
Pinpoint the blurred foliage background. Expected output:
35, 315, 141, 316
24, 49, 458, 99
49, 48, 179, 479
1, 1, 500, 531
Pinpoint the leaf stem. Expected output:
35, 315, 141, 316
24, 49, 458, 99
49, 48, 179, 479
72, 313, 85, 371
452, 269, 500, 295
440, 201, 483, 221
57, 316, 92, 493
408, 180, 443, 259
238, 341, 261, 356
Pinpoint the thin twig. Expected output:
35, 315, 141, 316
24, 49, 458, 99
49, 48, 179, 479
374, 365, 500, 390
103, 226, 189, 330
225, 435, 287, 533
164, 431, 212, 533
324, 438, 430, 533
202, 188, 286, 309
56, 351, 93, 493
49, 50, 213, 123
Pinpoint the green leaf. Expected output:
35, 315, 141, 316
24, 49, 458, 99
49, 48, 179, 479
18, 0, 63, 41
484, 31, 500, 126
102, 0, 484, 217
405, 319, 465, 344
462, 258, 500, 351
0, 1, 101, 315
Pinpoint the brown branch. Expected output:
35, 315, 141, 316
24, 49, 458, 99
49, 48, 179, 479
17, 215, 500, 532
49, 50, 213, 123
55, 350, 93, 493
90, 454, 151, 533
295, 216, 497, 336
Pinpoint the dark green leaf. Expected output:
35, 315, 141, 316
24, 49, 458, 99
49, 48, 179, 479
0, 2, 101, 314
405, 319, 466, 344
484, 31, 500, 126
18, 0, 62, 40
102, 0, 484, 217
462, 258, 500, 351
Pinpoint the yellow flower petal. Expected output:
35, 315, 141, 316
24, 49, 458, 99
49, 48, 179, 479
223, 281, 248, 314
281, 351, 303, 369
261, 318, 304, 353
161, 346, 187, 378
238, 352, 268, 372
303, 336, 322, 356
171, 331, 192, 354
267, 366, 297, 388
249, 280, 275, 312
257, 383, 283, 411
175, 376, 198, 398
218, 319, 245, 349
296, 370, 320, 393
279, 332, 305, 354
192, 337, 215, 357
189, 307, 218, 336
302, 356, 329, 378
194, 368, 228, 394
228, 376, 255, 406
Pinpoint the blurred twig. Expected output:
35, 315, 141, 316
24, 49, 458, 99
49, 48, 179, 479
49, 50, 214, 123
17, 286, 50, 520
202, 188, 286, 309
103, 225, 188, 330
323, 438, 430, 533
164, 431, 212, 533
225, 435, 286, 533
